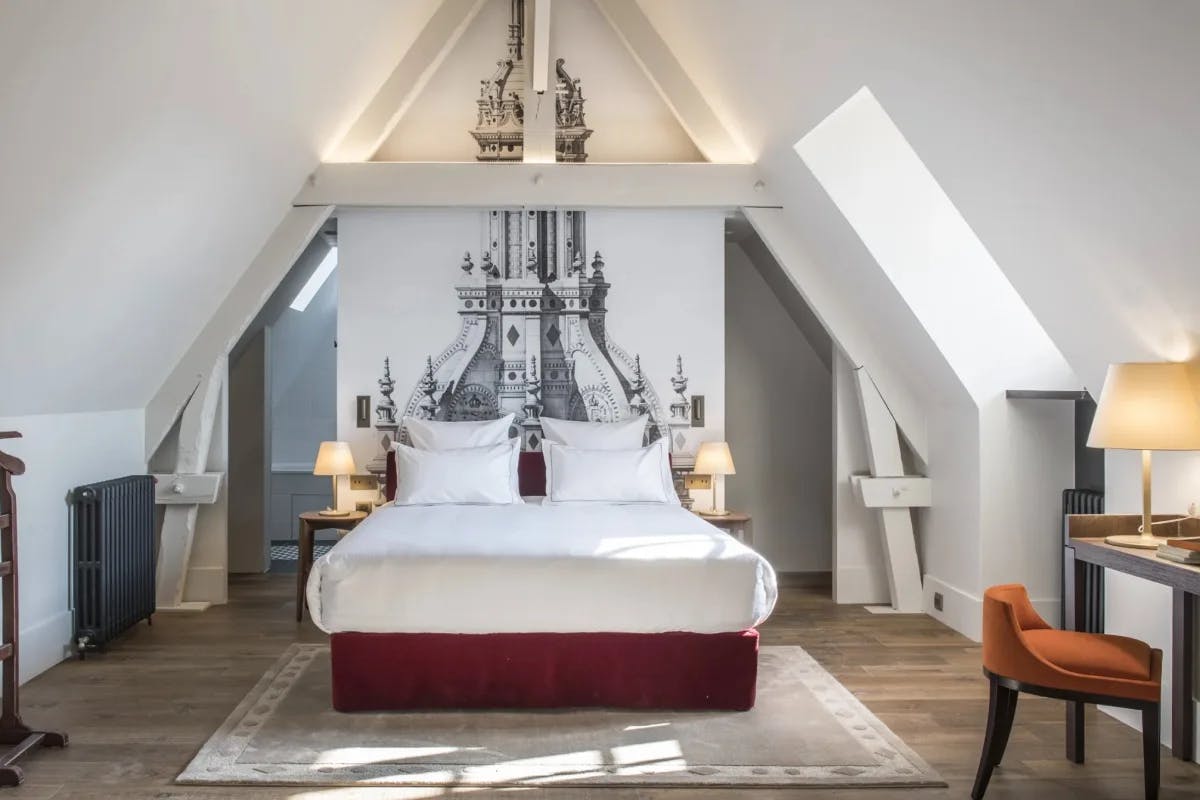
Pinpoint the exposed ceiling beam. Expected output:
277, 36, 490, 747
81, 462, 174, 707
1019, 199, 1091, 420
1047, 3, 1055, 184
523, 0, 556, 163
294, 162, 775, 208
145, 206, 333, 460
531, 0, 551, 94
326, 0, 487, 163
592, 0, 749, 164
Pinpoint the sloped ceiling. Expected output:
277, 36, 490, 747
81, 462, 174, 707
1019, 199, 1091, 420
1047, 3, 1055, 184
640, 0, 1200, 394
3, 0, 1197, 420
0, 0, 439, 416
375, 0, 702, 162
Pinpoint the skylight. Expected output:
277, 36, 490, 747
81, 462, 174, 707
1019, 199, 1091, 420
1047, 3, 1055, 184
793, 88, 1075, 400
289, 247, 338, 312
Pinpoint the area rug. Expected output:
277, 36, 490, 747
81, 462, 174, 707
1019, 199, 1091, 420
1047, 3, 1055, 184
177, 643, 943, 789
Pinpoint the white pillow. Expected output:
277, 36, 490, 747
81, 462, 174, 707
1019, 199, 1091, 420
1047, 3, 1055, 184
539, 415, 647, 450
404, 413, 515, 451
543, 439, 678, 505
392, 440, 522, 505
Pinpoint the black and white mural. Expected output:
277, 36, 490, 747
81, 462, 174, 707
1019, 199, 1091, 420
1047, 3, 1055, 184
371, 209, 693, 454
336, 206, 725, 487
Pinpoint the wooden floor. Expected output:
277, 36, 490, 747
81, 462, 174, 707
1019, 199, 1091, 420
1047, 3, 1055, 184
9, 576, 1200, 799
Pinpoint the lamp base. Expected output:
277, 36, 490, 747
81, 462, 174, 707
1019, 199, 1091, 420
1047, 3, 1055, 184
318, 508, 351, 517
703, 508, 731, 517
1105, 534, 1159, 550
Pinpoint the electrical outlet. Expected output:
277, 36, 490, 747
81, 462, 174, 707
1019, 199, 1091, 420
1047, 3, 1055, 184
349, 474, 378, 492
684, 473, 713, 490
933, 592, 944, 612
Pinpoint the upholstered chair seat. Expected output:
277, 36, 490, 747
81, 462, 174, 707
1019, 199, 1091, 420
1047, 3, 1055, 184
973, 584, 1162, 800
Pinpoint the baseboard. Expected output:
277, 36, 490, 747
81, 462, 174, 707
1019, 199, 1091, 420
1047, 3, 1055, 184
20, 609, 72, 684
184, 565, 228, 605
777, 570, 832, 589
922, 575, 1059, 643
1101, 700, 1200, 750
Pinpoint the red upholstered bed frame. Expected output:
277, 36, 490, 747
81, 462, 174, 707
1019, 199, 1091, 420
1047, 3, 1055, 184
352, 448, 759, 711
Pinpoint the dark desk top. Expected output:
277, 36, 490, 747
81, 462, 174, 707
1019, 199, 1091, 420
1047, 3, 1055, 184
1069, 537, 1200, 594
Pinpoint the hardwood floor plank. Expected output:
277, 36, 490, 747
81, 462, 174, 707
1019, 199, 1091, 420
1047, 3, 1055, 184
6, 575, 1197, 798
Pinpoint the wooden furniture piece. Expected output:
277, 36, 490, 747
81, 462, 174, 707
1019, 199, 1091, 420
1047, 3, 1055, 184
0, 432, 68, 785
974, 584, 1161, 800
296, 510, 367, 622
1065, 513, 1198, 764
696, 510, 752, 545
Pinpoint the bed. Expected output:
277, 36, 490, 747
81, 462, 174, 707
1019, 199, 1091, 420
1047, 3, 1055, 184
306, 451, 777, 711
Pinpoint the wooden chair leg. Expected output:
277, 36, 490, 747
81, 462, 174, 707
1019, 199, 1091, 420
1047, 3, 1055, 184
1142, 704, 1160, 800
972, 677, 1012, 799
990, 684, 1019, 767
1066, 700, 1085, 763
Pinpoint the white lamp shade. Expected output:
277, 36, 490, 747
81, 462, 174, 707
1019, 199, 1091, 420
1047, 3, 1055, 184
1087, 362, 1200, 451
313, 441, 357, 476
695, 441, 736, 475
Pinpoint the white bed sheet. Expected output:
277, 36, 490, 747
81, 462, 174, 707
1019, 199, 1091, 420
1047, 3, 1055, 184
306, 499, 777, 635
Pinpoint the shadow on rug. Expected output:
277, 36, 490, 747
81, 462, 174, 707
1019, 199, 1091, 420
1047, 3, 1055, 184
178, 643, 944, 789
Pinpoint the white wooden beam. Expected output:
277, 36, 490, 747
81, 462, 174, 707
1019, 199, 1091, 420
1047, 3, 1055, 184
145, 206, 332, 460
326, 0, 487, 162
523, 0, 556, 163
855, 367, 923, 614
156, 358, 224, 611
592, 0, 749, 164
294, 162, 774, 208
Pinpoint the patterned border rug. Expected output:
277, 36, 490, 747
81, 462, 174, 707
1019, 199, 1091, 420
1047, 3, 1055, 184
178, 644, 943, 789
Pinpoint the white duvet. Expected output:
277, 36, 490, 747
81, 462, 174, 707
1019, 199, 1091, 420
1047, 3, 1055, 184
306, 499, 777, 635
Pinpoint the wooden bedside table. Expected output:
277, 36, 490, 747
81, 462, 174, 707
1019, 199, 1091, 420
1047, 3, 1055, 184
296, 510, 367, 622
696, 511, 753, 545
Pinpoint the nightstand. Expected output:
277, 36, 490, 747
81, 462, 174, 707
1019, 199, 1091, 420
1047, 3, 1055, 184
696, 511, 752, 545
296, 510, 367, 622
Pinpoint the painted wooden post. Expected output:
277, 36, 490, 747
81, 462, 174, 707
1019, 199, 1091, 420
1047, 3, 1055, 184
854, 367, 926, 613
155, 358, 225, 612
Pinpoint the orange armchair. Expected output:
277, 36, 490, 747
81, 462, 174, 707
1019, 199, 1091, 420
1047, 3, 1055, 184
973, 584, 1162, 800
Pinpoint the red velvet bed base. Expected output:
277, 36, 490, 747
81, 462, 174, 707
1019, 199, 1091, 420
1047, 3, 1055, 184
331, 629, 760, 712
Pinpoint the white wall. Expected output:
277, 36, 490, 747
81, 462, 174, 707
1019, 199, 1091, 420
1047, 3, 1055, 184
269, 271, 338, 470
336, 207, 725, 478
0, 410, 145, 682
726, 242, 831, 573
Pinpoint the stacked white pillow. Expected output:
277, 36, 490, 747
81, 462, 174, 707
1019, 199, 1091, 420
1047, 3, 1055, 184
393, 414, 520, 505
542, 438, 678, 505
539, 415, 676, 505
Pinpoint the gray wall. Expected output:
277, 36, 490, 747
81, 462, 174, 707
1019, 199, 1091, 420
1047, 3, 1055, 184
725, 242, 833, 574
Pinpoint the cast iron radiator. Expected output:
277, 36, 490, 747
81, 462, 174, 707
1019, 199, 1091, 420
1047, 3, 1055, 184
70, 475, 156, 654
1062, 488, 1105, 631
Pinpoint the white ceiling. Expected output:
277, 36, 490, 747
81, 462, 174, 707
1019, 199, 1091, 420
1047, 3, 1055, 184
0, 0, 439, 415
641, 0, 1200, 394
3, 0, 1198, 421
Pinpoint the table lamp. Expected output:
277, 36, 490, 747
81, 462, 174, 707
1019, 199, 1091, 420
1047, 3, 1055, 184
313, 441, 356, 517
695, 441, 736, 516
1087, 362, 1200, 548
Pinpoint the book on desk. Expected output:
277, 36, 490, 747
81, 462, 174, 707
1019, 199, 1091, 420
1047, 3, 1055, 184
1159, 536, 1200, 565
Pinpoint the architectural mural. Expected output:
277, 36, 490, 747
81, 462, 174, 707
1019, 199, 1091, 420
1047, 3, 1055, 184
371, 209, 695, 455
471, 0, 592, 162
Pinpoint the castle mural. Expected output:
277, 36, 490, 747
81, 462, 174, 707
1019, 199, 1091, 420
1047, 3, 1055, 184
371, 209, 695, 455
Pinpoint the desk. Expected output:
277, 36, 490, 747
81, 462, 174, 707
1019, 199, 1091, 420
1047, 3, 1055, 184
1066, 514, 1199, 763
296, 510, 367, 622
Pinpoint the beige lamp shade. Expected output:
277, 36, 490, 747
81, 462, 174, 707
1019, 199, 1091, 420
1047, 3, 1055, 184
695, 441, 736, 475
313, 441, 357, 476
1087, 362, 1200, 451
